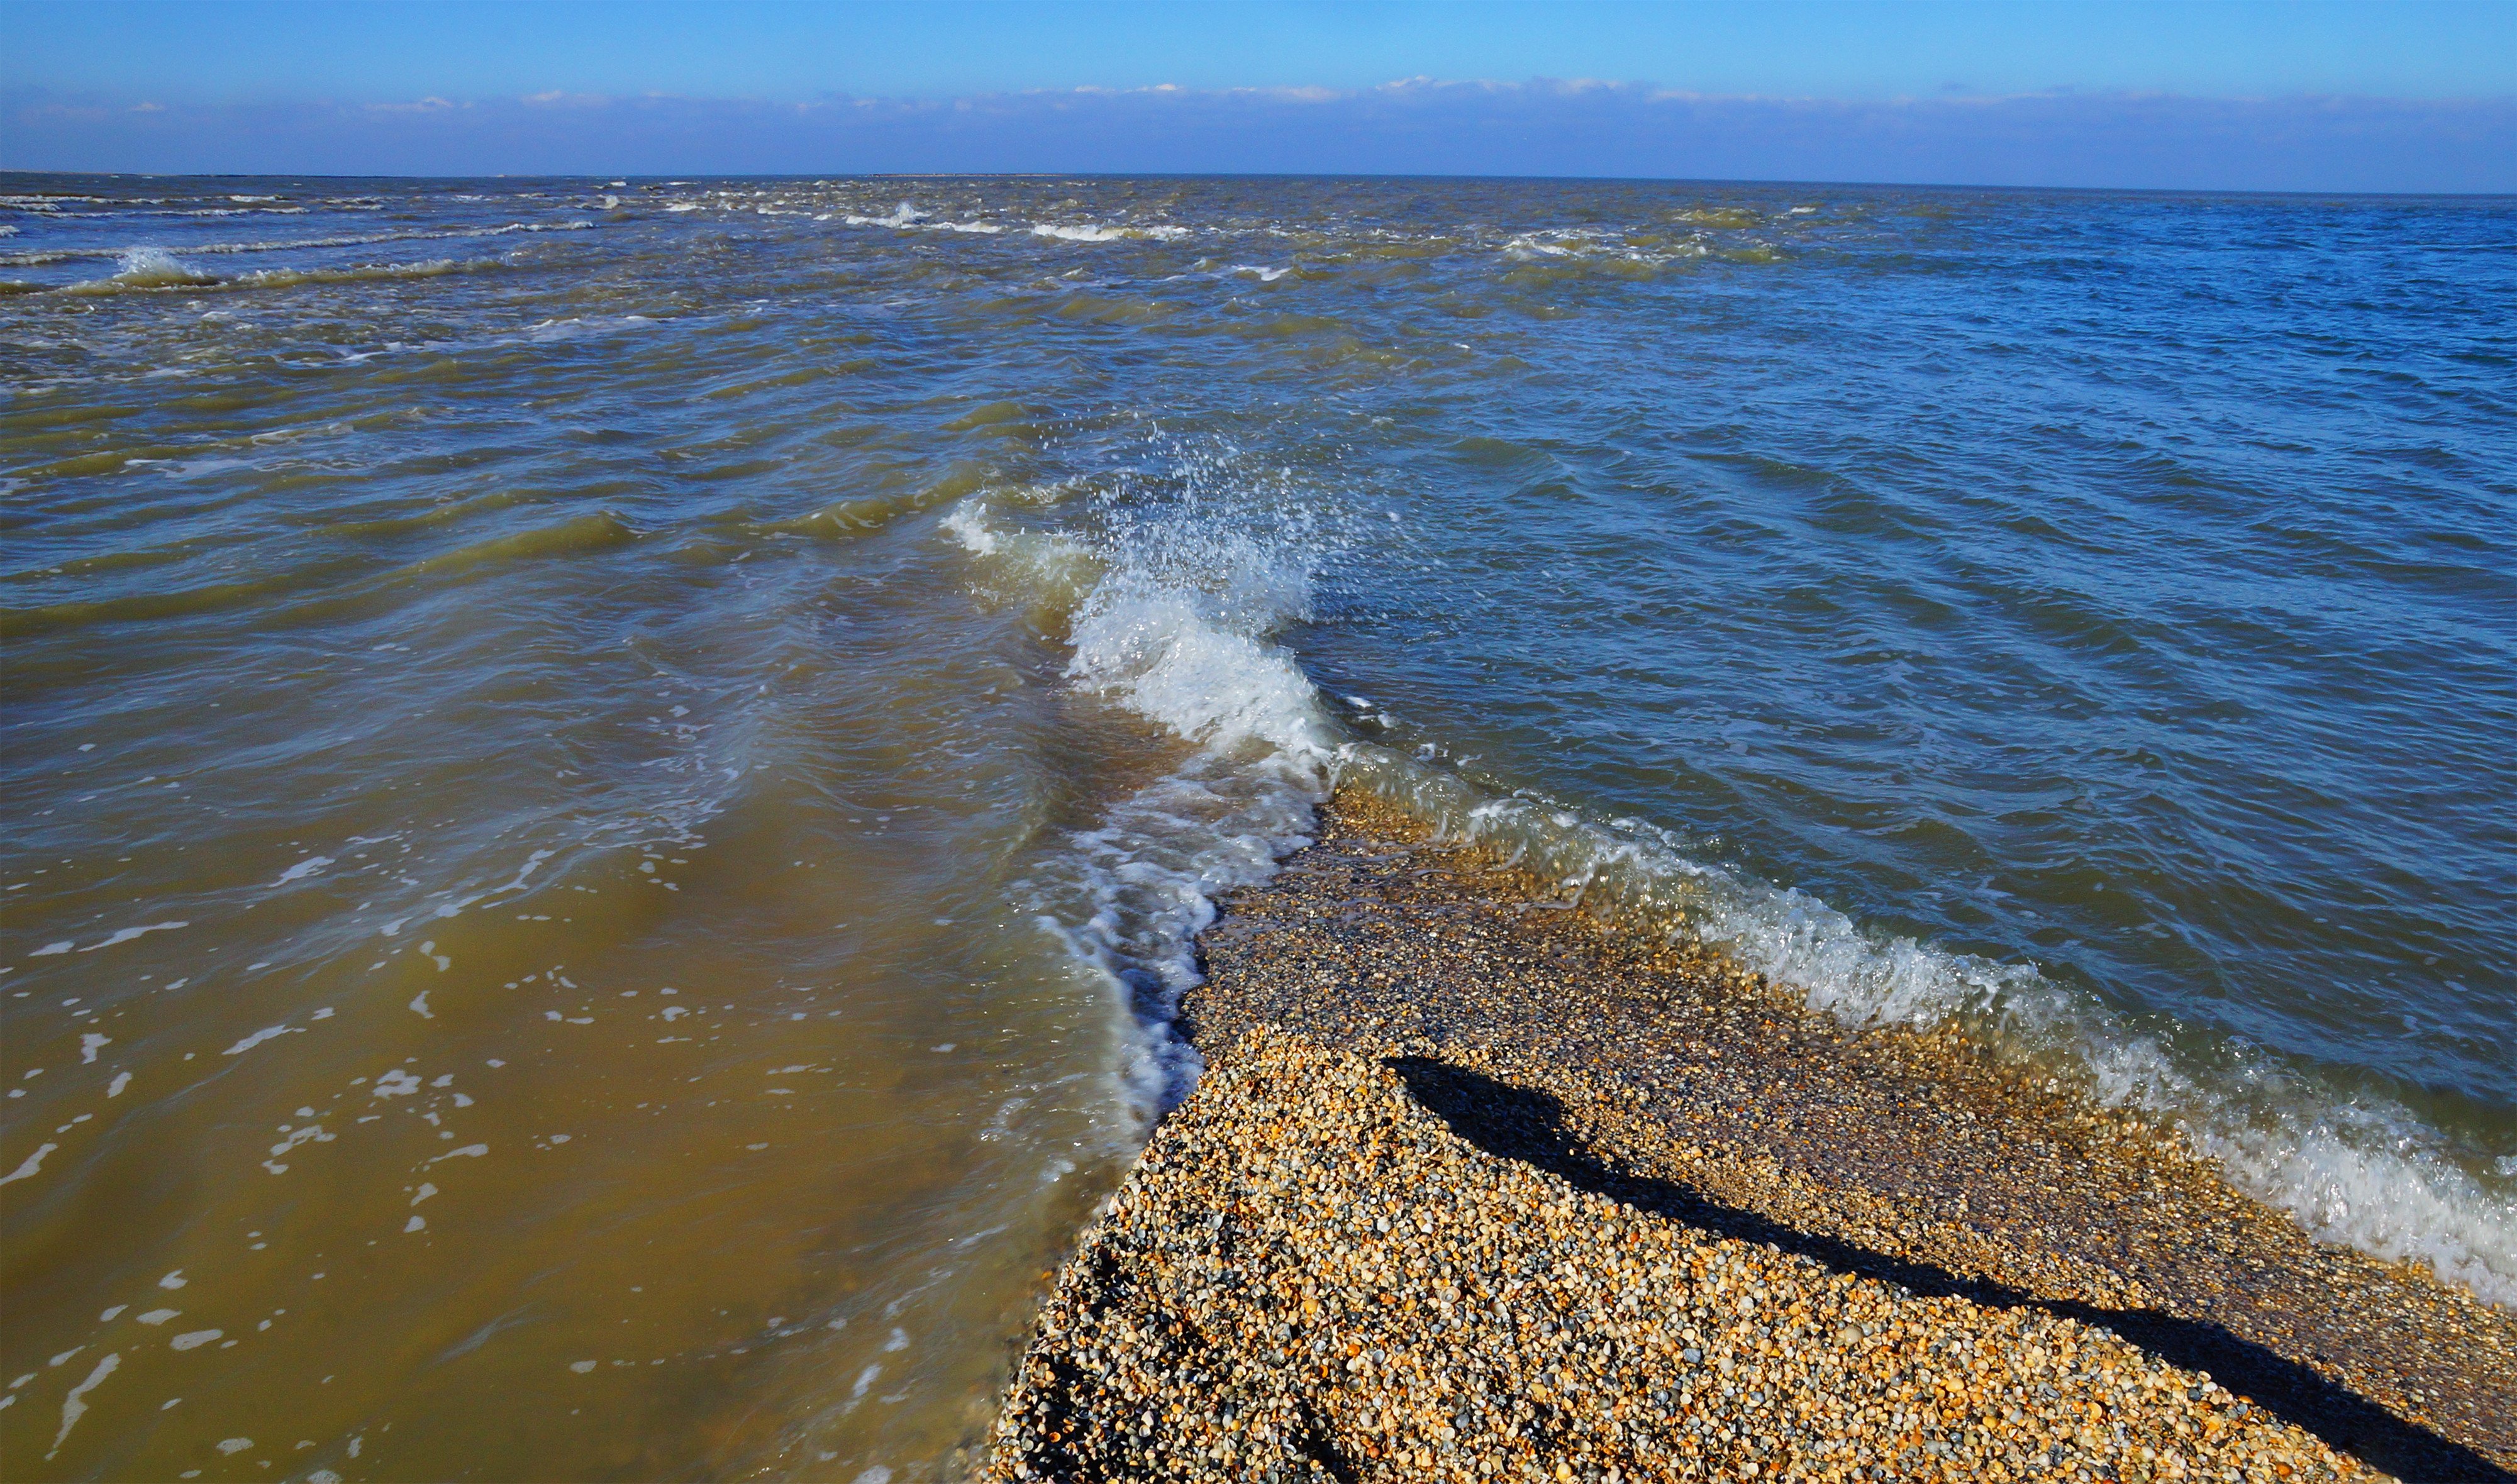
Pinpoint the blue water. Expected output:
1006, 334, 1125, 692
3, 174, 2511, 1479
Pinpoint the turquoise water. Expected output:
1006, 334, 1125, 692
3, 174, 2511, 1480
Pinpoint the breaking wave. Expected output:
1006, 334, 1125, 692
59, 253, 498, 296
1032, 222, 1192, 244
835, 202, 1005, 235
1332, 750, 2517, 1309
67, 246, 218, 292
948, 451, 2514, 1307
4, 223, 587, 269
949, 455, 1341, 1119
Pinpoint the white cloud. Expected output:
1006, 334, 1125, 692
6, 79, 2511, 192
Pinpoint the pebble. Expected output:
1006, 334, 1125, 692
982, 790, 2514, 1481
987, 1031, 2375, 1482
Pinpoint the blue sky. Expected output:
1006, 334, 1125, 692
6, 1, 2514, 189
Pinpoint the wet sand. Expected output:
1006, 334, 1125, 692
984, 790, 2516, 1481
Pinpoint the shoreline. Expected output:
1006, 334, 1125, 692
982, 788, 2514, 1480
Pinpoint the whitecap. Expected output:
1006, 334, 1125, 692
1331, 744, 2517, 1308
843, 202, 928, 229
1031, 222, 1191, 243
978, 447, 1348, 1117
73, 248, 216, 292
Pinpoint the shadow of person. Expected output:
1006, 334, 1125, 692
1387, 1056, 2509, 1484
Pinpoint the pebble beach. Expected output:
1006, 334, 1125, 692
984, 791, 2516, 1482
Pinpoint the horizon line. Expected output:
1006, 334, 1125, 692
4, 167, 2513, 201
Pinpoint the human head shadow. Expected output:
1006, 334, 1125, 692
1387, 1055, 2511, 1484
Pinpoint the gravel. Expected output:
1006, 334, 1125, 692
982, 789, 2514, 1481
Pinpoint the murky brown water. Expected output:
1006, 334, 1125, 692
5, 173, 2512, 1481
0, 518, 1194, 1479
1, 175, 1345, 1482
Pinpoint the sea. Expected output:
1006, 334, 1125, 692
3, 174, 2511, 1482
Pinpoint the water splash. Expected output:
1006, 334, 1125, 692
961, 443, 1350, 1116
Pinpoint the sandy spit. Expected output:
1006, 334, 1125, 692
982, 790, 2513, 1481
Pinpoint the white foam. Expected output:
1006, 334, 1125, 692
1333, 745, 2517, 1308
843, 202, 927, 229
837, 201, 1003, 235
0, 1143, 58, 1186
1060, 482, 1336, 762
47, 1352, 116, 1459
87, 248, 216, 291
273, 855, 331, 885
943, 496, 1100, 607
1067, 601, 1330, 760
494, 848, 555, 895
964, 434, 2517, 1307
262, 1124, 333, 1174
1031, 750, 1320, 1116
1499, 227, 1708, 268
985, 452, 1345, 1117
1031, 222, 1191, 243
80, 920, 187, 952
223, 1024, 301, 1056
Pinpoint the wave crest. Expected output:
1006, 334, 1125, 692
1333, 746, 2517, 1307
78, 246, 218, 292
964, 446, 1343, 1115
948, 433, 2514, 1308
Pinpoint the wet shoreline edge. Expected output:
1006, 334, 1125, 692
977, 788, 2515, 1481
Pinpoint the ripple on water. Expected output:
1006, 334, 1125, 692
1, 174, 2511, 1482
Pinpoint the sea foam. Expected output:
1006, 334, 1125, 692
955, 446, 2515, 1307
1333, 746, 2517, 1308
950, 454, 1341, 1118
76, 248, 218, 292
1031, 223, 1192, 244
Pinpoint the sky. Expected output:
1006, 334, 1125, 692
6, 0, 2514, 190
